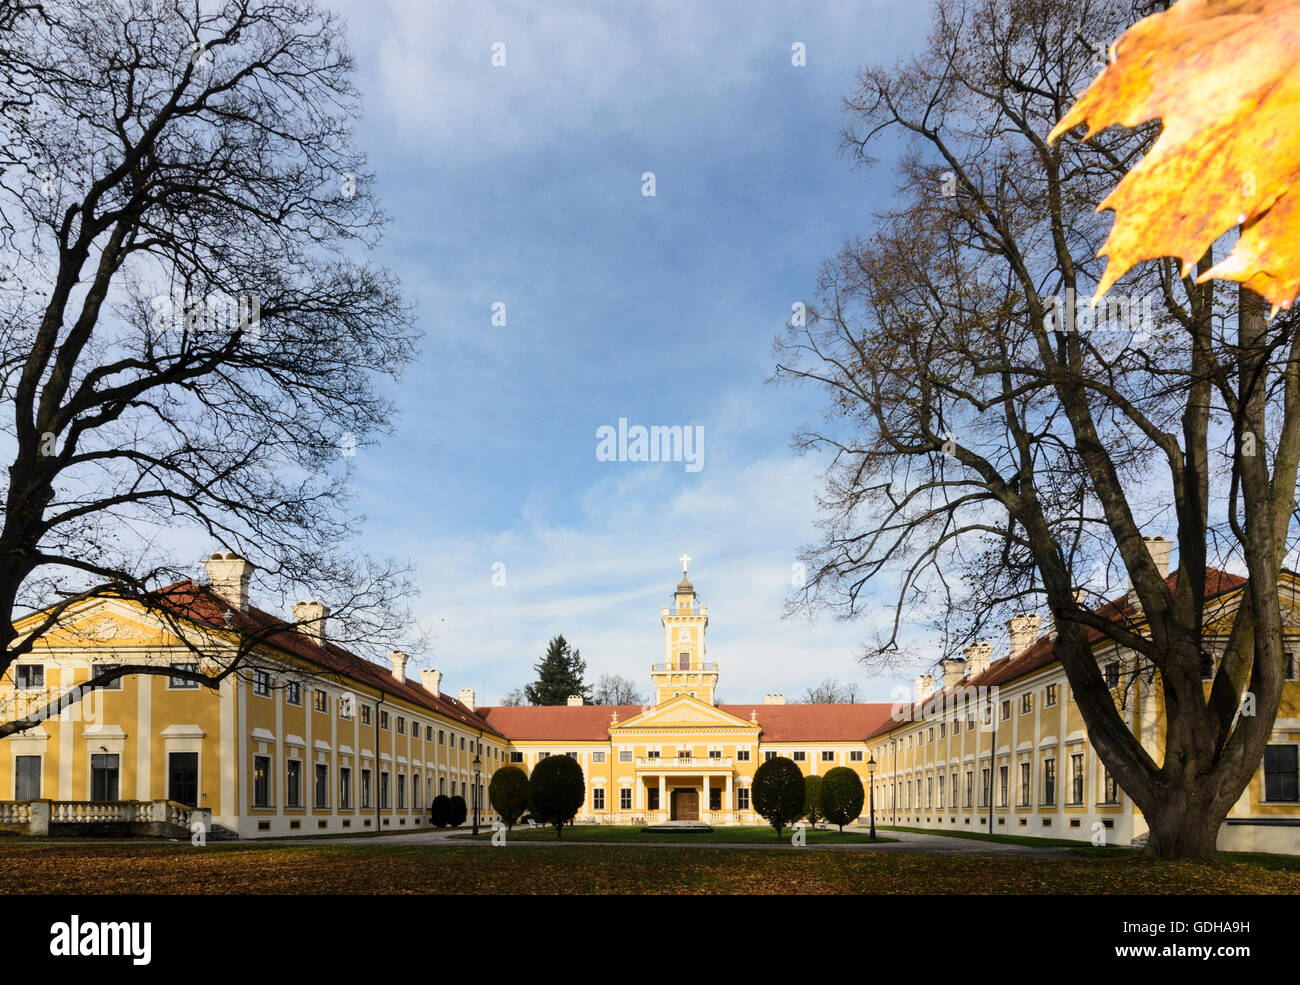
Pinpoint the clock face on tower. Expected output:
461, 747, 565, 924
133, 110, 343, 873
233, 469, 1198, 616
678, 628, 690, 641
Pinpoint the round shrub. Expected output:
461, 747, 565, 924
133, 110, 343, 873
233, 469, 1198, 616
752, 756, 805, 840
803, 773, 824, 827
429, 794, 451, 828
821, 767, 866, 833
489, 766, 530, 829
448, 795, 468, 828
528, 754, 585, 839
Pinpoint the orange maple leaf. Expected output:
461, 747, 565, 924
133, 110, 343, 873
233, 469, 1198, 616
1048, 0, 1300, 310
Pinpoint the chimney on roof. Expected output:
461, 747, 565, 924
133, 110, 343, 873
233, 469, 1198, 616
458, 688, 475, 712
389, 650, 408, 683
1144, 535, 1173, 579
203, 552, 252, 612
291, 600, 329, 647
420, 668, 442, 695
1006, 613, 1041, 658
963, 641, 992, 678
939, 656, 966, 690
566, 694, 584, 706
763, 693, 786, 705
913, 673, 935, 706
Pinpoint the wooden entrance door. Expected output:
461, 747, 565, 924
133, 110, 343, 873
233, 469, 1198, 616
671, 788, 699, 821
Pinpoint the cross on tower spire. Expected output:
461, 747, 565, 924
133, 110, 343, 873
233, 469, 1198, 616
679, 553, 691, 575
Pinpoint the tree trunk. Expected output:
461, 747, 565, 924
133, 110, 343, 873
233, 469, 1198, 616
1142, 795, 1225, 861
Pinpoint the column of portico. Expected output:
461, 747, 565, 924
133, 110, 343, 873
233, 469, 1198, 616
725, 773, 733, 814
702, 775, 710, 818
659, 774, 667, 819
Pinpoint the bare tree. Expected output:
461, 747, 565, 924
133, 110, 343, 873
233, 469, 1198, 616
497, 687, 528, 707
774, 0, 1300, 858
800, 678, 859, 704
0, 0, 419, 737
591, 673, 648, 706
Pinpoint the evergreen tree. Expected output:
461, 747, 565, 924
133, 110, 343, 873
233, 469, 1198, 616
523, 635, 591, 706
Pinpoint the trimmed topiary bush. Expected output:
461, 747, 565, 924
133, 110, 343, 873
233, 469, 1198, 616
448, 795, 468, 828
821, 767, 866, 834
752, 756, 805, 840
802, 773, 824, 827
528, 754, 585, 839
430, 794, 451, 828
489, 765, 530, 829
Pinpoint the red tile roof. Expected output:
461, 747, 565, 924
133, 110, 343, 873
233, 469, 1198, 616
476, 701, 896, 742
476, 705, 644, 741
718, 703, 895, 741
865, 567, 1248, 740
152, 581, 502, 738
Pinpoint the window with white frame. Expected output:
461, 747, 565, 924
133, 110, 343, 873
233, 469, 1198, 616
252, 669, 271, 697
1264, 744, 1299, 802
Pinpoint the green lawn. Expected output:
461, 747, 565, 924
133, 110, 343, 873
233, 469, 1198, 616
451, 823, 893, 845
3, 841, 1298, 893
877, 824, 1124, 850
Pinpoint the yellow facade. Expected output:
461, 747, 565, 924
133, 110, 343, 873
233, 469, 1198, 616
3, 555, 1299, 851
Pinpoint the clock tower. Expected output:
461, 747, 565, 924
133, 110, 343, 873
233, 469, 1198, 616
651, 555, 718, 706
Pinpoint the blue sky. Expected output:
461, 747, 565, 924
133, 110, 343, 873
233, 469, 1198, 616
323, 0, 932, 707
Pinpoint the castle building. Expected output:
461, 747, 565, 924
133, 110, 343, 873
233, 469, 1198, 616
2, 551, 1299, 850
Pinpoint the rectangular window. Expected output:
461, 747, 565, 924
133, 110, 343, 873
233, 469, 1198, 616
648, 788, 660, 811
1001, 699, 1011, 721
15, 755, 41, 800
998, 764, 1009, 807
313, 689, 328, 713
94, 665, 123, 690
592, 751, 607, 764
1286, 651, 1298, 681
967, 714, 975, 731
397, 716, 406, 735
849, 750, 863, 762
380, 771, 390, 809
618, 749, 632, 762
1020, 693, 1032, 714
1043, 759, 1057, 806
15, 664, 44, 690
981, 768, 990, 808
460, 737, 465, 750
1019, 762, 1031, 806
90, 754, 119, 801
620, 788, 632, 810
1264, 745, 1299, 802
1070, 753, 1085, 805
168, 663, 198, 689
285, 681, 302, 705
413, 772, 421, 809
253, 755, 271, 807
737, 787, 750, 810
339, 694, 353, 719
379, 710, 389, 730
252, 669, 271, 697
1103, 767, 1119, 804
937, 774, 944, 808
438, 729, 444, 744
1104, 661, 1120, 688
646, 749, 660, 759
709, 788, 722, 811
737, 749, 751, 761
426, 726, 434, 741
1046, 684, 1058, 707
950, 771, 958, 808
593, 788, 605, 810
339, 767, 352, 810
361, 768, 372, 809
939, 723, 946, 738
361, 705, 372, 725
965, 770, 973, 808
821, 750, 835, 762
511, 751, 524, 763
397, 773, 406, 809
764, 751, 777, 762
792, 751, 806, 762
287, 760, 303, 808
926, 776, 932, 808
315, 763, 329, 809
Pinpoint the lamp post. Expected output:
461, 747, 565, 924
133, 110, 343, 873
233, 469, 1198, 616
867, 754, 877, 841
472, 749, 482, 836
